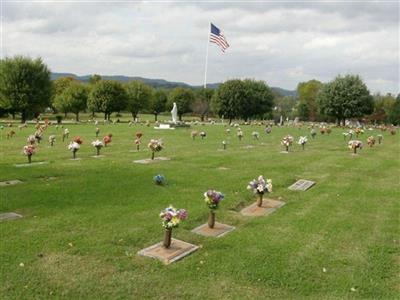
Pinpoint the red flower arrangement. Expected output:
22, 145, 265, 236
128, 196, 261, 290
73, 136, 83, 144
103, 134, 112, 146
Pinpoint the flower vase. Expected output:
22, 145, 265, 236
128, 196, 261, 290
151, 151, 155, 160
28, 155, 32, 164
257, 193, 263, 207
208, 211, 216, 228
163, 228, 172, 248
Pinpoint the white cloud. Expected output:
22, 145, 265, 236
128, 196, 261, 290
2, 1, 399, 94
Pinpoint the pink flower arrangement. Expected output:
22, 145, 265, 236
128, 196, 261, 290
103, 134, 112, 146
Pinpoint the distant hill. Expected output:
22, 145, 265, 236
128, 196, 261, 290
51, 72, 297, 98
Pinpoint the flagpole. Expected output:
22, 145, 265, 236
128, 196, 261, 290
203, 22, 210, 88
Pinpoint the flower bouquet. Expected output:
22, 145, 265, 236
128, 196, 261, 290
48, 135, 56, 147
153, 174, 165, 185
91, 140, 104, 156
367, 136, 375, 147
34, 130, 42, 143
348, 140, 362, 154
377, 134, 383, 144
95, 127, 100, 137
204, 190, 224, 228
237, 129, 243, 141
199, 131, 207, 139
68, 137, 83, 159
134, 132, 143, 150
27, 135, 36, 145
252, 131, 259, 140
355, 128, 364, 137
298, 136, 308, 150
159, 206, 187, 248
6, 130, 15, 139
62, 128, 69, 142
103, 134, 112, 147
22, 145, 36, 163
281, 135, 294, 152
310, 128, 316, 139
148, 139, 164, 160
247, 175, 272, 207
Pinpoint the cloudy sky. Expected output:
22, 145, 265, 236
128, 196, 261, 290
2, 0, 399, 94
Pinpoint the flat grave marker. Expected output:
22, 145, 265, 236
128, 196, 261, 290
15, 161, 49, 167
133, 157, 171, 164
0, 180, 22, 187
138, 238, 199, 264
240, 198, 285, 217
0, 212, 23, 222
191, 222, 235, 238
288, 179, 315, 191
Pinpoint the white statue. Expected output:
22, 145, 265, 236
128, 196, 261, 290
171, 102, 178, 123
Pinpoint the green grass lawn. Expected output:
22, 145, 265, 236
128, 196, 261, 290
0, 119, 399, 299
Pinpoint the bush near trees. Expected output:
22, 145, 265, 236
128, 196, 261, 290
0, 56, 52, 122
125, 81, 153, 121
168, 87, 195, 121
88, 80, 127, 120
317, 74, 373, 126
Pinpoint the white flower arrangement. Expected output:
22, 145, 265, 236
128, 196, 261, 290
68, 141, 80, 151
298, 136, 308, 145
91, 140, 104, 148
252, 131, 260, 139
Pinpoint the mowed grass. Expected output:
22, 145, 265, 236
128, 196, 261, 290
0, 120, 399, 299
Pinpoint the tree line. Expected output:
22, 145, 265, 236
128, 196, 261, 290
1, 56, 399, 125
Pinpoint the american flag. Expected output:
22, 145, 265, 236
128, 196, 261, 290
210, 23, 230, 52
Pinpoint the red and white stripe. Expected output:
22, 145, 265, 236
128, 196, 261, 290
210, 33, 230, 52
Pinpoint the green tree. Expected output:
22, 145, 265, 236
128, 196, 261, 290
168, 87, 195, 121
387, 96, 400, 125
317, 74, 373, 125
88, 80, 127, 120
150, 89, 168, 121
52, 76, 78, 117
297, 79, 323, 121
0, 56, 52, 122
89, 74, 102, 85
242, 79, 274, 121
193, 88, 214, 121
212, 79, 245, 123
125, 81, 152, 120
370, 93, 396, 124
63, 82, 88, 121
